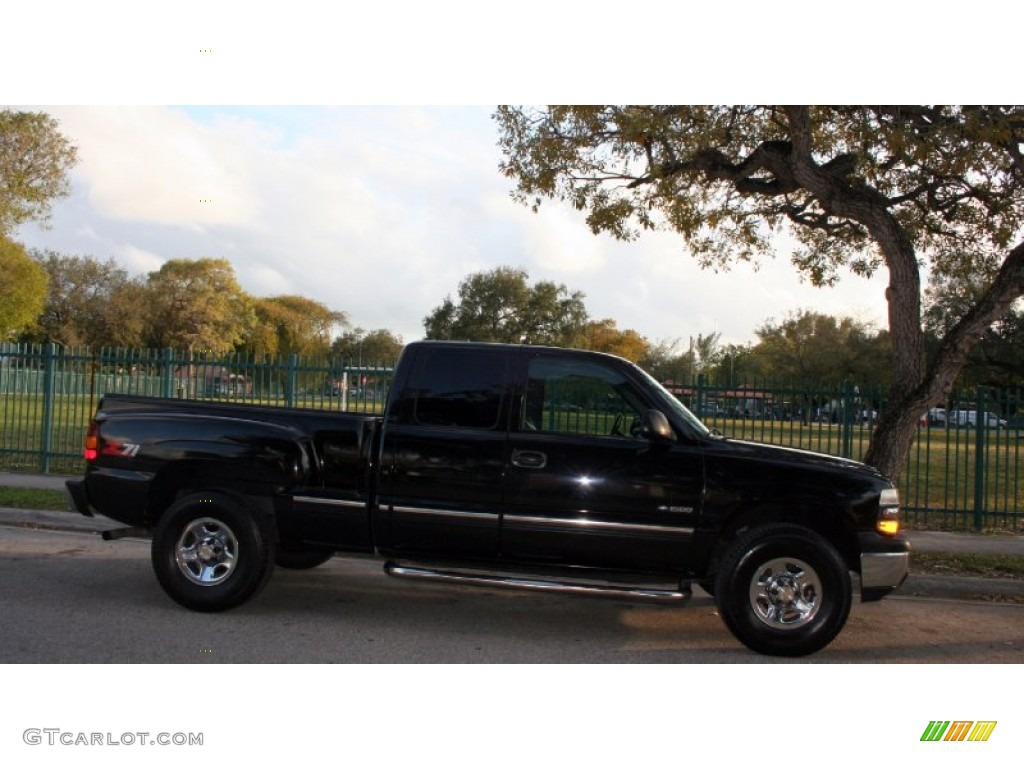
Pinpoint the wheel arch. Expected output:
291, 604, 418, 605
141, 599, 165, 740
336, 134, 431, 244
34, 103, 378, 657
698, 500, 860, 581
146, 460, 280, 534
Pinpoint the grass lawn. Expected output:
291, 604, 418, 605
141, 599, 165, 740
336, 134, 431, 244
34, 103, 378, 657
0, 486, 69, 511
912, 551, 1024, 580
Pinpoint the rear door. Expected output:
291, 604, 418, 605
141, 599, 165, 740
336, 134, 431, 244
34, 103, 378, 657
376, 344, 510, 560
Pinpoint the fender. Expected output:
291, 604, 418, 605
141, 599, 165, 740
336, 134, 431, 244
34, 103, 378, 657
84, 413, 315, 527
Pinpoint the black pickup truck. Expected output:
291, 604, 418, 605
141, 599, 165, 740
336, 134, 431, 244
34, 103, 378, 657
67, 340, 909, 656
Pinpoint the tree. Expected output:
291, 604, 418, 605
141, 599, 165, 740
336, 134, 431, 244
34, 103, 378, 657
424, 266, 588, 345
0, 237, 48, 340
0, 110, 78, 236
144, 258, 253, 355
924, 272, 1024, 388
496, 106, 1024, 480
692, 331, 723, 376
248, 295, 346, 357
577, 318, 649, 362
28, 250, 146, 348
751, 311, 889, 384
331, 328, 404, 364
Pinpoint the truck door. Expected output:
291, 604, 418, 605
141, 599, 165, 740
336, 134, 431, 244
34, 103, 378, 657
502, 351, 702, 572
376, 345, 510, 560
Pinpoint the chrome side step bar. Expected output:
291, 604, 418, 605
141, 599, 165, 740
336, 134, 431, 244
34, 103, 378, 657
383, 561, 690, 603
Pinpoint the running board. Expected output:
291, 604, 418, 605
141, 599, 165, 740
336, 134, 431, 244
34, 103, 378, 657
383, 562, 690, 602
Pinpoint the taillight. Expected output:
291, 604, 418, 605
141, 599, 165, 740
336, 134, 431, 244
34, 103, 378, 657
84, 422, 99, 461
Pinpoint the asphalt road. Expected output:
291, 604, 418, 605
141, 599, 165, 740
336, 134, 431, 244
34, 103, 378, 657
1, 524, 1021, 663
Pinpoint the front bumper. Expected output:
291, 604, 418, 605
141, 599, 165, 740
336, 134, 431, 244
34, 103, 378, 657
859, 531, 910, 601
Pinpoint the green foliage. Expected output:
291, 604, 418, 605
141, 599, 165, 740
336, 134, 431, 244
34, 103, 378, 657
577, 318, 649, 362
496, 105, 1024, 286
26, 250, 147, 348
0, 109, 78, 236
145, 258, 253, 354
248, 295, 347, 357
424, 266, 588, 346
0, 237, 48, 340
332, 328, 403, 363
924, 271, 1024, 387
750, 310, 890, 384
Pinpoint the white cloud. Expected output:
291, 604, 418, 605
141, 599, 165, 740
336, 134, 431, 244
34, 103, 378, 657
48, 106, 262, 229
115, 244, 164, 274
14, 105, 893, 346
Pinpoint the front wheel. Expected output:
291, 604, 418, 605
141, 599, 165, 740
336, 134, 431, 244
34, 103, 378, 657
151, 491, 275, 612
714, 524, 852, 657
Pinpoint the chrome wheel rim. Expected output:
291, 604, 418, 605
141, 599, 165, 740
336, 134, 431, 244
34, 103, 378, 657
175, 517, 238, 586
749, 556, 821, 629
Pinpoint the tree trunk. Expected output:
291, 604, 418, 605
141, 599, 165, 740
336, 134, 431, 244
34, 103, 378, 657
782, 109, 1024, 482
863, 408, 922, 481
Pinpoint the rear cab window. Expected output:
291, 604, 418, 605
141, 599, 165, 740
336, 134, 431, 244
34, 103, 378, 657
393, 346, 510, 430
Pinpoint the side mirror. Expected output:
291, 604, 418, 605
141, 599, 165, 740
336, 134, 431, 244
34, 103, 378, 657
641, 409, 674, 441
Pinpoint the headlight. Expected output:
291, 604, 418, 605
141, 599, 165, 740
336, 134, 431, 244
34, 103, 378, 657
877, 487, 900, 535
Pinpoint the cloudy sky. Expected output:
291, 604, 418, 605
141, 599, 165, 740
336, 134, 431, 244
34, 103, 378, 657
13, 104, 894, 347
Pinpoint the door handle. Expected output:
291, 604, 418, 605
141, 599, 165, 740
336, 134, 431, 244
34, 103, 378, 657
511, 449, 547, 469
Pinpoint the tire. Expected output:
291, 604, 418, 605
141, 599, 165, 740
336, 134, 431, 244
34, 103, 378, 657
713, 523, 852, 657
275, 548, 334, 570
151, 491, 275, 612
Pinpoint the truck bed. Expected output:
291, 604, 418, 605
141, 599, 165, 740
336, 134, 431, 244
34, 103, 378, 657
78, 395, 381, 533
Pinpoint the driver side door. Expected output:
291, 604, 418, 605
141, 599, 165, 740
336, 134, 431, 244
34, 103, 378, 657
501, 351, 701, 572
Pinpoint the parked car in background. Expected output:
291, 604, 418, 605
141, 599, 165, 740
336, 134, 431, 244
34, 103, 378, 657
951, 410, 1006, 429
925, 408, 1006, 429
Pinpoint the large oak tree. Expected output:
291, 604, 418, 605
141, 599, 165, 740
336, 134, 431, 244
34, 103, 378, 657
495, 106, 1024, 480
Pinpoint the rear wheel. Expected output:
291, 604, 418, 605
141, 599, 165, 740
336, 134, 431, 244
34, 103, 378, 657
714, 523, 851, 657
152, 491, 275, 612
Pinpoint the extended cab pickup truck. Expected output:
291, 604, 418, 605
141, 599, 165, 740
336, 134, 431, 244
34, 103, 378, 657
67, 341, 909, 656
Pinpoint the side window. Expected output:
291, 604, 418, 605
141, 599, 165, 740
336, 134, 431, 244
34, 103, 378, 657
522, 356, 648, 438
407, 348, 507, 430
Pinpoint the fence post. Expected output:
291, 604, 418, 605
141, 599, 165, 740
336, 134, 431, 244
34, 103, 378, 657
39, 343, 58, 473
840, 380, 855, 459
161, 348, 175, 398
974, 386, 987, 531
286, 354, 298, 408
696, 374, 706, 420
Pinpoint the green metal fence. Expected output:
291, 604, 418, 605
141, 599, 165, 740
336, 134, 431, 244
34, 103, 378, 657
0, 344, 393, 475
1, 344, 1020, 531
